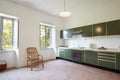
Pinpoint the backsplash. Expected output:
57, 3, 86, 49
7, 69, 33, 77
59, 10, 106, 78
63, 35, 120, 49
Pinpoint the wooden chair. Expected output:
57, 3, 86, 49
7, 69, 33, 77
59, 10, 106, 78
26, 47, 44, 71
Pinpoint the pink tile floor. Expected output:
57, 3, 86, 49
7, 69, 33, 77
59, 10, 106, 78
0, 59, 120, 80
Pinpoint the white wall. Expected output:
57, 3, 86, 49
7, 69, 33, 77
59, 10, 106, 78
0, 0, 63, 68
64, 0, 120, 29
0, 51, 16, 68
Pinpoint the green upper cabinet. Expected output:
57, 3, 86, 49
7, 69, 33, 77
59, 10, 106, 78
107, 20, 120, 35
93, 23, 107, 36
62, 29, 72, 39
116, 53, 120, 71
71, 27, 82, 32
82, 25, 93, 37
60, 30, 63, 39
85, 51, 98, 65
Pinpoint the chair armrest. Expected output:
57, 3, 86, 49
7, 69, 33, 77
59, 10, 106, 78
38, 54, 43, 59
27, 56, 32, 60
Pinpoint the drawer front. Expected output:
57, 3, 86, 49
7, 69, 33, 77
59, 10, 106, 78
99, 60, 115, 69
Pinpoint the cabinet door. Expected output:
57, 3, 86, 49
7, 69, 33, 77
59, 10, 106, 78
63, 29, 72, 39
85, 51, 97, 65
72, 27, 82, 32
93, 23, 107, 36
116, 54, 120, 71
60, 30, 63, 39
99, 61, 115, 69
59, 49, 65, 58
82, 25, 92, 37
64, 49, 72, 60
107, 20, 120, 35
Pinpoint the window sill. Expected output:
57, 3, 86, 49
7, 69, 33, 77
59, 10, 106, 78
0, 49, 16, 53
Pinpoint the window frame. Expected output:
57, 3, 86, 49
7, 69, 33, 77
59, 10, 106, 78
40, 24, 51, 48
0, 15, 18, 51
2, 17, 14, 50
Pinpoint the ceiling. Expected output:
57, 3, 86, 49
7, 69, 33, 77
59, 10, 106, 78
8, 0, 114, 17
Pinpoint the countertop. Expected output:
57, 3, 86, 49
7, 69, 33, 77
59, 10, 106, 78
59, 47, 120, 53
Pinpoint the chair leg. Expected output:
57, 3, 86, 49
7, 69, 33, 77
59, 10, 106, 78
27, 60, 28, 67
42, 60, 44, 68
31, 61, 33, 71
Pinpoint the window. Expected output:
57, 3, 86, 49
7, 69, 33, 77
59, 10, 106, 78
40, 23, 56, 49
0, 14, 18, 50
2, 18, 13, 49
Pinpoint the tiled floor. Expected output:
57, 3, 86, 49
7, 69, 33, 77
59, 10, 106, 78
0, 59, 120, 80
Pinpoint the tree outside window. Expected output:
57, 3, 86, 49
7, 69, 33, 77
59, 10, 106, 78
2, 19, 13, 49
40, 25, 50, 48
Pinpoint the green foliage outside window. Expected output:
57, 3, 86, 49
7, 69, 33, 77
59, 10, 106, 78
2, 19, 13, 49
40, 25, 50, 48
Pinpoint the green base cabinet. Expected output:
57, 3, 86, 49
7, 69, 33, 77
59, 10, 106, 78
59, 49, 72, 60
59, 49, 65, 58
99, 61, 115, 69
64, 49, 72, 60
116, 54, 120, 71
85, 51, 97, 65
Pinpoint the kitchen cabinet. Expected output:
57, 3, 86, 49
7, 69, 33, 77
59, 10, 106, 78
98, 52, 116, 69
59, 49, 72, 60
82, 25, 93, 37
116, 54, 120, 71
85, 51, 97, 65
63, 29, 72, 39
60, 30, 63, 39
107, 20, 120, 35
93, 23, 107, 36
71, 27, 82, 32
64, 49, 72, 60
59, 49, 65, 58
60, 29, 72, 39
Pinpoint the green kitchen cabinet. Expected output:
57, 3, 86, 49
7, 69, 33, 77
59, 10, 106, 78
98, 52, 116, 69
59, 49, 65, 58
62, 29, 72, 39
93, 23, 107, 36
71, 27, 82, 32
82, 25, 93, 37
99, 61, 115, 69
116, 54, 120, 71
59, 49, 72, 60
81, 50, 85, 62
85, 51, 97, 65
60, 30, 63, 39
64, 49, 72, 60
107, 20, 120, 35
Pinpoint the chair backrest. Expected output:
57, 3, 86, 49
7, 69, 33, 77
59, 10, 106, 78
26, 47, 39, 58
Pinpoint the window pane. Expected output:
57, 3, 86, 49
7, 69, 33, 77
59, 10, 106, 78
46, 27, 50, 47
2, 19, 13, 49
40, 26, 45, 48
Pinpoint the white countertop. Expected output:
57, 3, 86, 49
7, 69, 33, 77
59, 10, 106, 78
59, 47, 120, 53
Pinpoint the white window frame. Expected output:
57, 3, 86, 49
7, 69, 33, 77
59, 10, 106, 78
39, 23, 56, 49
0, 13, 18, 51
